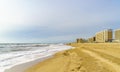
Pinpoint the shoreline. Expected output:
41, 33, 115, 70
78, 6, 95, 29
2, 44, 72, 72
4, 54, 53, 72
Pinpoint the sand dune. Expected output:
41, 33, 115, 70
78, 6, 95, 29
25, 43, 120, 72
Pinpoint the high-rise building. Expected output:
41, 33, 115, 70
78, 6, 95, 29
95, 29, 112, 42
115, 29, 120, 42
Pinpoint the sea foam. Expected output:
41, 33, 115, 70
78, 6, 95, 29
0, 44, 71, 72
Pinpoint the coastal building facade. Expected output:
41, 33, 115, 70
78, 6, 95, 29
88, 36, 96, 43
115, 29, 120, 42
76, 38, 86, 43
95, 29, 112, 43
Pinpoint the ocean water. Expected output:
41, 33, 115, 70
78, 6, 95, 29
0, 43, 71, 72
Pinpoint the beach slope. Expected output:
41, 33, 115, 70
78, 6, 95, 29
25, 43, 120, 72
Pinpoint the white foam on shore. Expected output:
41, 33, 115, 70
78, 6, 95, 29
0, 44, 71, 72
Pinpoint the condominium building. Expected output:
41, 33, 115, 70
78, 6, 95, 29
76, 38, 86, 43
88, 36, 96, 43
115, 29, 120, 42
95, 29, 112, 42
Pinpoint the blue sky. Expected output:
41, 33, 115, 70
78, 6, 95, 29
0, 0, 120, 43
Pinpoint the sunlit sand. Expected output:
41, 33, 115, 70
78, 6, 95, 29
25, 43, 120, 72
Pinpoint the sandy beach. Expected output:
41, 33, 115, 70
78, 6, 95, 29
25, 43, 120, 72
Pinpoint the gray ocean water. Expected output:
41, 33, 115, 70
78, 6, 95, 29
0, 43, 49, 54
0, 43, 71, 72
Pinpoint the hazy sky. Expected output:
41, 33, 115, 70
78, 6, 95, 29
0, 0, 120, 43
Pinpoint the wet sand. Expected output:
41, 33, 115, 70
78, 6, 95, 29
4, 55, 52, 72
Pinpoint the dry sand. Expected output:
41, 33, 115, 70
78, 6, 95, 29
25, 43, 120, 72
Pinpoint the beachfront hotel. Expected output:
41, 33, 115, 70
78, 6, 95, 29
95, 29, 113, 43
115, 29, 120, 42
76, 38, 87, 43
88, 36, 96, 43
